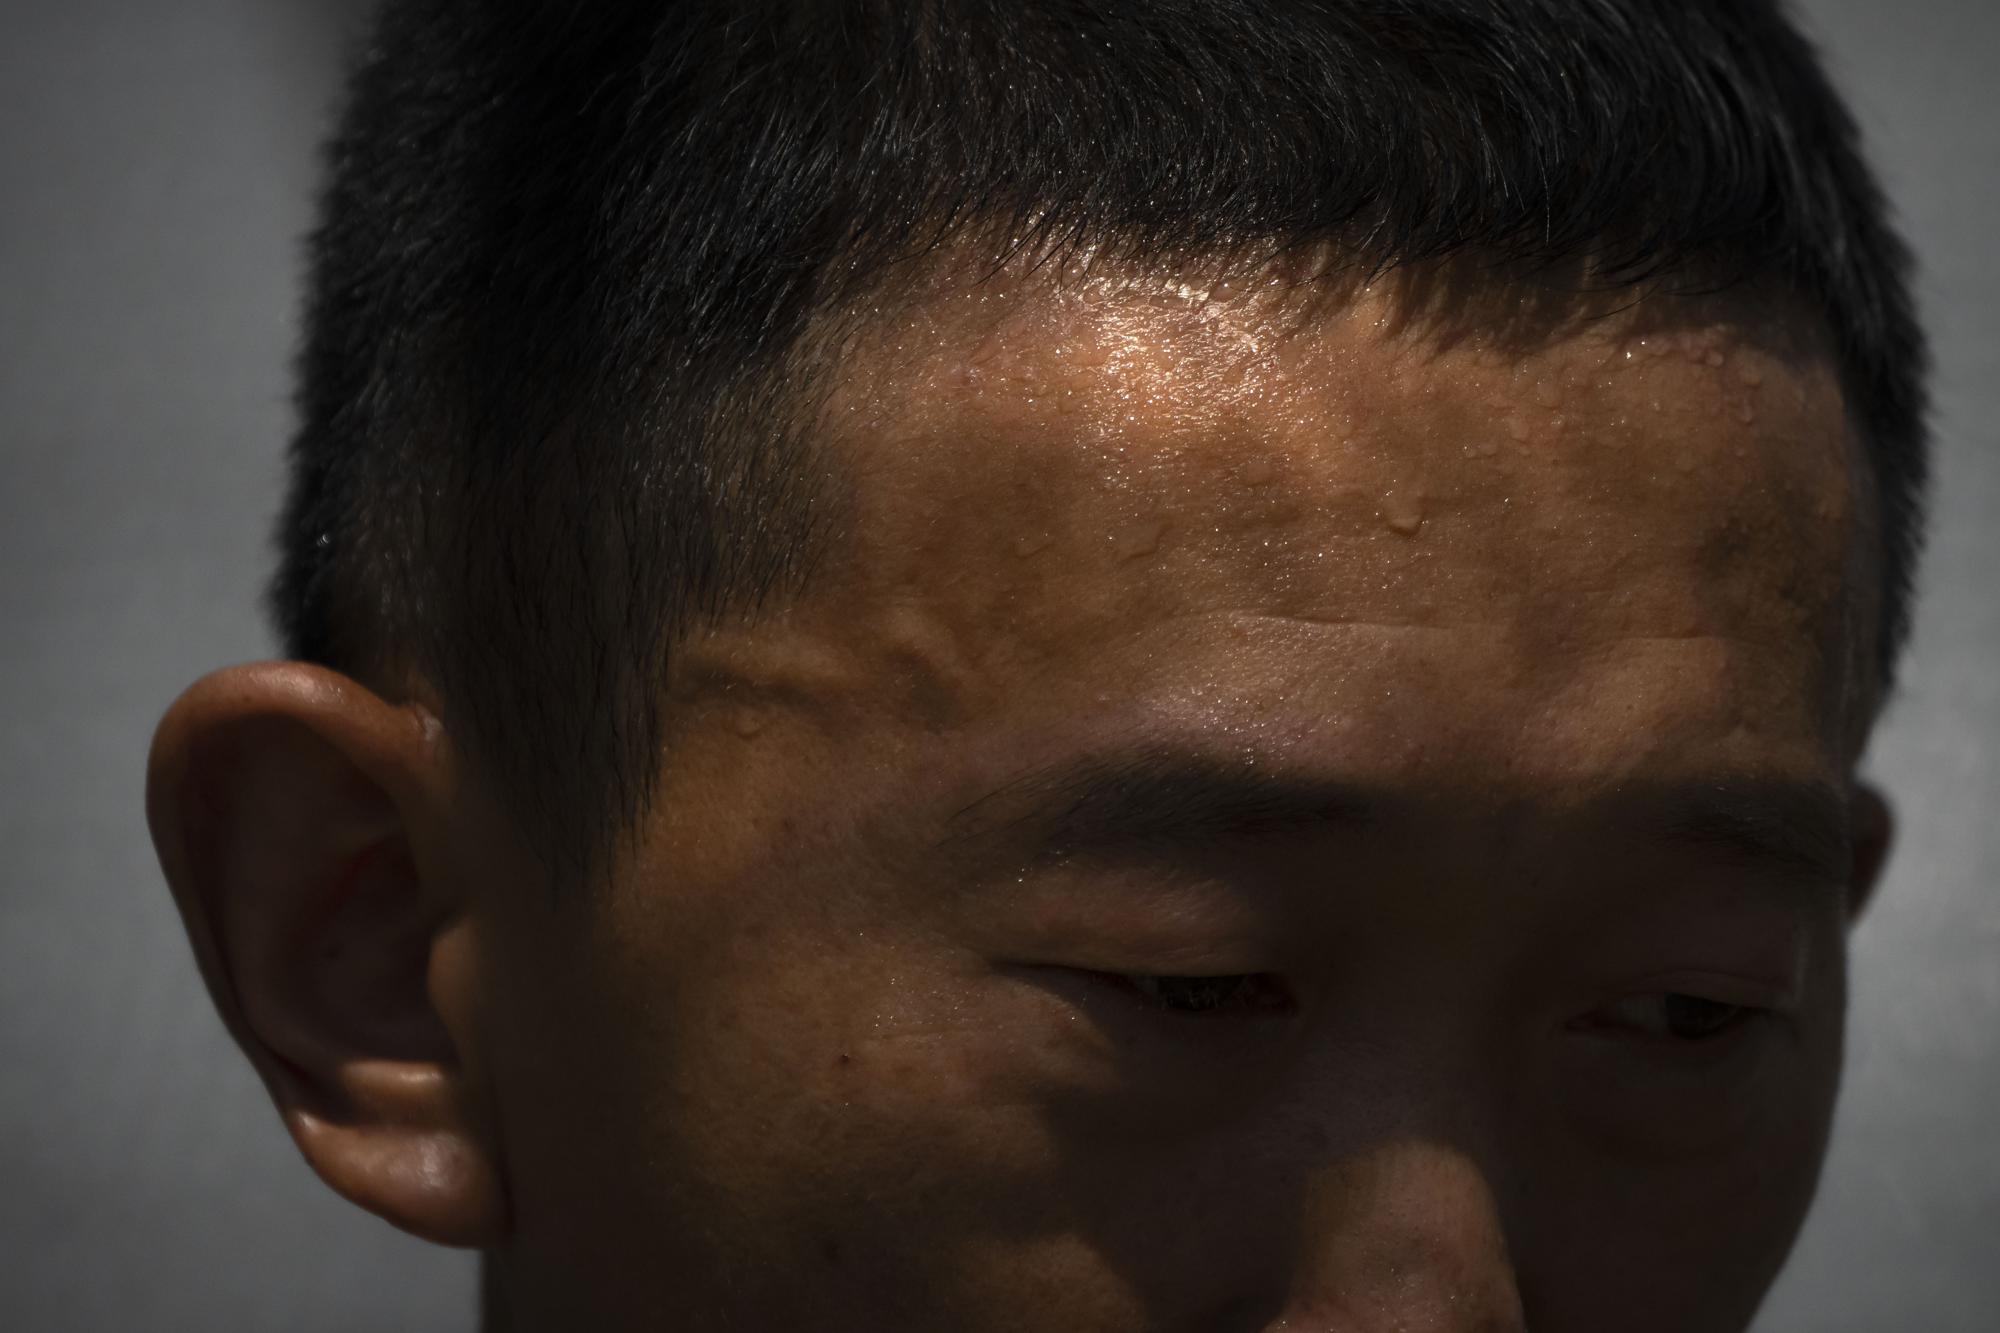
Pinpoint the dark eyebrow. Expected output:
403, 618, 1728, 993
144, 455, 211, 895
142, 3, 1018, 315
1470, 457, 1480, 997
943, 755, 1855, 885
1652, 778, 1854, 885
944, 752, 1382, 861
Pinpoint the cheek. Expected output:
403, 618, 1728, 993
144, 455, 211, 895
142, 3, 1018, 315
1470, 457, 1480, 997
1525, 1007, 1845, 1326
583, 913, 1310, 1325
1549, 989, 1843, 1154
1522, 1111, 1836, 1332
572, 908, 1118, 1300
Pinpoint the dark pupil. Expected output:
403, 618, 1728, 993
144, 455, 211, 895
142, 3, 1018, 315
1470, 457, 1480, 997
1154, 976, 1249, 1012
1663, 994, 1742, 1040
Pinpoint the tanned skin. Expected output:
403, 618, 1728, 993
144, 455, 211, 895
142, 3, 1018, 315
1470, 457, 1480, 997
150, 259, 1890, 1332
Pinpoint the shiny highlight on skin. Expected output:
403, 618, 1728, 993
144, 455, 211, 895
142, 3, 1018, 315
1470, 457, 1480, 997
456, 258, 1883, 1331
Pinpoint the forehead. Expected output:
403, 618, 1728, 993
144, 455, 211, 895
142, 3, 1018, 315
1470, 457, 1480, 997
683, 259, 1871, 793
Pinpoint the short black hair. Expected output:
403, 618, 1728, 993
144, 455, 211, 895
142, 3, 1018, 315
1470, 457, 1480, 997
275, 0, 1928, 883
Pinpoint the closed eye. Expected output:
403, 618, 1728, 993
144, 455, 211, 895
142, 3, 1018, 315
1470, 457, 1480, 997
1096, 971, 1294, 1016
1579, 992, 1767, 1042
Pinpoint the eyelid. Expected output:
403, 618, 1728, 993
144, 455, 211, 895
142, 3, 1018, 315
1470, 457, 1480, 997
1089, 969, 1296, 1017
1557, 968, 1803, 1045
1564, 971, 1801, 1050
1597, 992, 1752, 1031
1614, 970, 1802, 1013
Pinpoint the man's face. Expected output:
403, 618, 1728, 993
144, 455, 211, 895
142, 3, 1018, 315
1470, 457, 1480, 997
472, 265, 1878, 1330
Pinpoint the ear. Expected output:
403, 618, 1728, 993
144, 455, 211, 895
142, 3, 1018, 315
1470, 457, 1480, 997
1846, 781, 1894, 925
145, 662, 508, 1247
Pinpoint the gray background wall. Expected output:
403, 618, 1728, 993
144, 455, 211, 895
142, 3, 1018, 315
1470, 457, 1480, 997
1, 1, 1991, 1328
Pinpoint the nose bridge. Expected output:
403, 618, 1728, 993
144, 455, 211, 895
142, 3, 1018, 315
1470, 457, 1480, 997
1265, 1137, 1530, 1333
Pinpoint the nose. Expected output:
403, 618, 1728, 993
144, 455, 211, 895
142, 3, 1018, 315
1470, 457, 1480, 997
1261, 1139, 1529, 1333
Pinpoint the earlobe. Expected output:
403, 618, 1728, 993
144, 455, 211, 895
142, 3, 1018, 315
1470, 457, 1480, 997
146, 662, 510, 1248
1846, 782, 1895, 926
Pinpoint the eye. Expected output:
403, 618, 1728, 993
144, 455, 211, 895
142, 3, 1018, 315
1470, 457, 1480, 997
1103, 972, 1293, 1016
1591, 992, 1765, 1042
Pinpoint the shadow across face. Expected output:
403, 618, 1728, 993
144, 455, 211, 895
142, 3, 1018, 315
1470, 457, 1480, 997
156, 258, 1886, 1332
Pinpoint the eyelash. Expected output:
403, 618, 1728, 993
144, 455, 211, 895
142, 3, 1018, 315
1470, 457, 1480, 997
1102, 974, 1765, 1045
1097, 971, 1294, 1016
1585, 992, 1769, 1043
